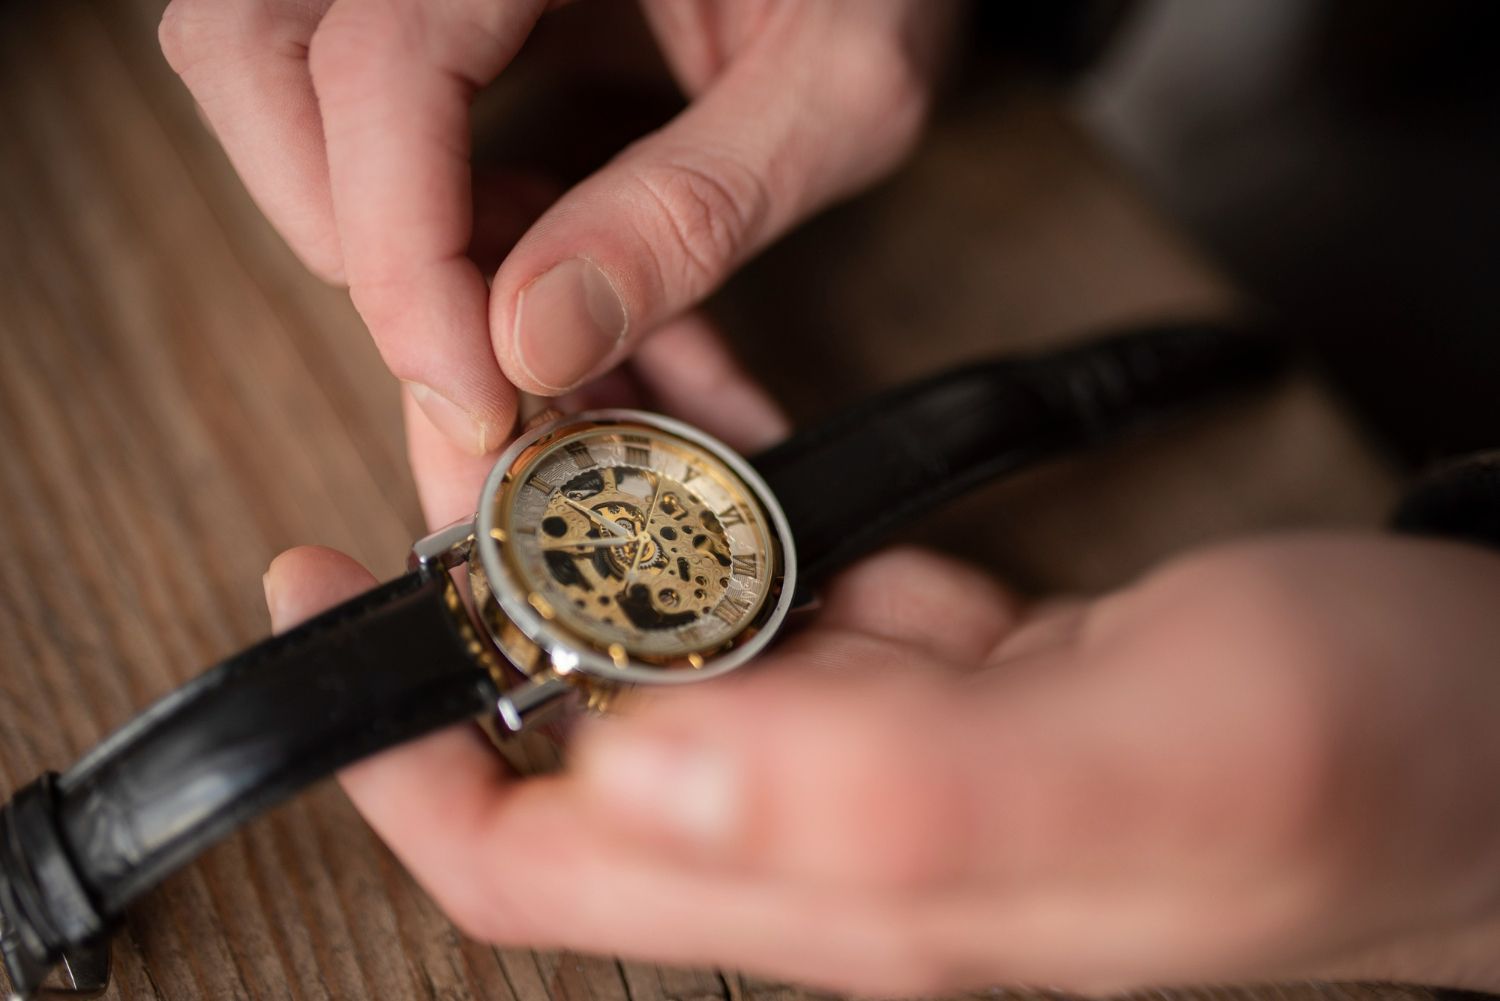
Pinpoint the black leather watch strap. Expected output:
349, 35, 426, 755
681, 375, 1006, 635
1393, 450, 1500, 549
0, 321, 1282, 998
753, 323, 1283, 584
0, 568, 496, 998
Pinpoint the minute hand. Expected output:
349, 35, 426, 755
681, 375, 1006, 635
543, 536, 635, 551
562, 496, 630, 538
627, 476, 665, 581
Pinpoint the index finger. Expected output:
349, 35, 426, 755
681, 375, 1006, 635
308, 0, 549, 454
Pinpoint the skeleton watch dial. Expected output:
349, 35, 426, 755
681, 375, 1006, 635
488, 419, 783, 669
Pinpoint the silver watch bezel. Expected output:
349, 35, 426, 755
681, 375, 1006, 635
474, 409, 798, 686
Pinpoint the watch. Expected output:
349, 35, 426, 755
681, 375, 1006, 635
0, 323, 1279, 999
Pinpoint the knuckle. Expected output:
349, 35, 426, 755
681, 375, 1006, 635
157, 0, 226, 75
818, 34, 932, 169
839, 783, 961, 890
433, 4, 514, 84
627, 152, 770, 295
1119, 549, 1352, 868
160, 0, 322, 77
307, 1, 406, 94
345, 278, 426, 378
790, 684, 970, 890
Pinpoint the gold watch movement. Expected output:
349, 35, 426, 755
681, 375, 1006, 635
463, 410, 797, 733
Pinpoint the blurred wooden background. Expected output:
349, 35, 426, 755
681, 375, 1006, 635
0, 1, 1408, 1000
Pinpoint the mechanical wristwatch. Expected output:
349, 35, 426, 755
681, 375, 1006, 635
0, 325, 1279, 999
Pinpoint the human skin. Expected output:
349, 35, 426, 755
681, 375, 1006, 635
157, 0, 957, 456
262, 338, 1500, 996
163, 1, 1500, 991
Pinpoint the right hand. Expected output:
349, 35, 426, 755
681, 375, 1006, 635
158, 0, 958, 455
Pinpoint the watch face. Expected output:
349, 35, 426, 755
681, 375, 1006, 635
476, 412, 794, 682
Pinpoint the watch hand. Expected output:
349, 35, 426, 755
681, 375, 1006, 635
562, 496, 630, 538
627, 476, 666, 581
543, 536, 635, 551
642, 473, 665, 527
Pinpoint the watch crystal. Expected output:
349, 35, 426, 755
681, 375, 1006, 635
497, 425, 776, 663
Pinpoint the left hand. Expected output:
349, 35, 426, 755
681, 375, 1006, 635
266, 523, 1500, 997
261, 337, 1500, 995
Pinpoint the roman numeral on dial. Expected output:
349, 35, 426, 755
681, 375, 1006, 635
525, 468, 560, 494
564, 440, 596, 468
730, 554, 759, 579
623, 435, 651, 467
711, 593, 753, 625
717, 506, 745, 528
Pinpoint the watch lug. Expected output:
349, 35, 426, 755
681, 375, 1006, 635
409, 517, 476, 574
495, 672, 575, 734
789, 584, 820, 614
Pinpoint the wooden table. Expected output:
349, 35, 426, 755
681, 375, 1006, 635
0, 2, 1415, 1000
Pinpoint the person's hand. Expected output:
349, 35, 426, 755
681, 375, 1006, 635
263, 442, 1500, 994
158, 0, 957, 455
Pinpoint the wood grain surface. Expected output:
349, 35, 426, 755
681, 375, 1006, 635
0, 2, 1421, 1001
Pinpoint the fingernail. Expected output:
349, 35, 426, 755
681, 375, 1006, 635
579, 729, 739, 850
513, 258, 628, 392
406, 382, 498, 455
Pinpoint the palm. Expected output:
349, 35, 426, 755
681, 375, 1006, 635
267, 340, 1500, 995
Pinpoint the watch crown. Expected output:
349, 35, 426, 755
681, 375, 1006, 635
409, 519, 476, 574
495, 672, 575, 734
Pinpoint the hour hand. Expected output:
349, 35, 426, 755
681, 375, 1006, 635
543, 535, 634, 551
562, 496, 630, 538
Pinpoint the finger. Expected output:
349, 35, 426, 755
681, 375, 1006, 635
236, 619, 938, 993
339, 763, 962, 997
569, 646, 987, 891
554, 366, 649, 414
464, 826, 969, 998
417, 305, 785, 525
558, 664, 1176, 997
556, 312, 787, 453
566, 612, 1311, 898
262, 543, 378, 628
256, 559, 985, 991
159, 0, 342, 280
403, 305, 787, 532
259, 559, 1295, 995
308, 0, 549, 454
628, 311, 789, 454
815, 546, 1019, 664
986, 598, 1089, 666
491, 5, 936, 397
403, 386, 497, 530
262, 544, 520, 924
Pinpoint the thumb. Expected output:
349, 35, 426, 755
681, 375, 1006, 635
568, 652, 985, 891
490, 15, 931, 395
263, 545, 381, 630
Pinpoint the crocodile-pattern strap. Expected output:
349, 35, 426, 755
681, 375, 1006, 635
753, 323, 1284, 584
0, 569, 497, 998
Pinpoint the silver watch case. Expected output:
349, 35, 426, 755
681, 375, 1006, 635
412, 409, 798, 727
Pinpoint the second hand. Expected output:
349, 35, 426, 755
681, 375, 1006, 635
626, 474, 665, 583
